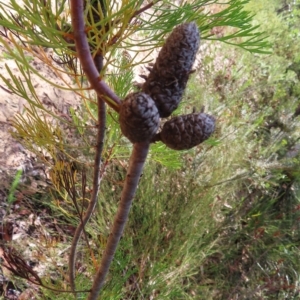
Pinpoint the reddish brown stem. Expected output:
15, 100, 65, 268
131, 0, 160, 19
70, 0, 121, 112
108, 1, 161, 47
87, 142, 150, 300
114, 0, 160, 25
70, 2, 152, 299
69, 54, 107, 292
69, 97, 106, 293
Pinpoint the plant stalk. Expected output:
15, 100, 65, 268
69, 54, 106, 292
69, 94, 106, 292
87, 142, 150, 300
70, 0, 121, 112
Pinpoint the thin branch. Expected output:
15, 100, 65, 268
112, 0, 161, 26
70, 0, 121, 112
106, 0, 161, 48
87, 142, 150, 300
69, 3, 153, 298
69, 54, 107, 292
131, 0, 161, 20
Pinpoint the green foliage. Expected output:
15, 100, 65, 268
3, 0, 297, 299
7, 169, 22, 204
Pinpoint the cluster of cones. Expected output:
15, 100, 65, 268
119, 22, 215, 150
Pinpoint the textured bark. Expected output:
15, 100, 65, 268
159, 112, 216, 150
142, 22, 200, 117
119, 92, 160, 143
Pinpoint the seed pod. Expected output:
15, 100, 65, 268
119, 92, 160, 143
160, 113, 215, 150
142, 22, 200, 118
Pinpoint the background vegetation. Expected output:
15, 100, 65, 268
1, 0, 300, 299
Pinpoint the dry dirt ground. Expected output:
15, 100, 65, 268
0, 39, 84, 297
0, 45, 82, 190
0, 4, 99, 289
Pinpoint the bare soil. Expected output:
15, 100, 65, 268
0, 35, 83, 298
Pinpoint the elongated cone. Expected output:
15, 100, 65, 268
142, 22, 200, 118
160, 113, 215, 150
119, 92, 160, 143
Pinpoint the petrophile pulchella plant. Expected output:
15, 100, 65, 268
0, 0, 269, 298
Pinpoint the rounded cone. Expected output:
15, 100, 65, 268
119, 92, 160, 143
160, 113, 215, 150
143, 22, 200, 118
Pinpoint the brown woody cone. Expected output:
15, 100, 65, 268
142, 22, 200, 118
119, 92, 160, 143
160, 113, 215, 150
